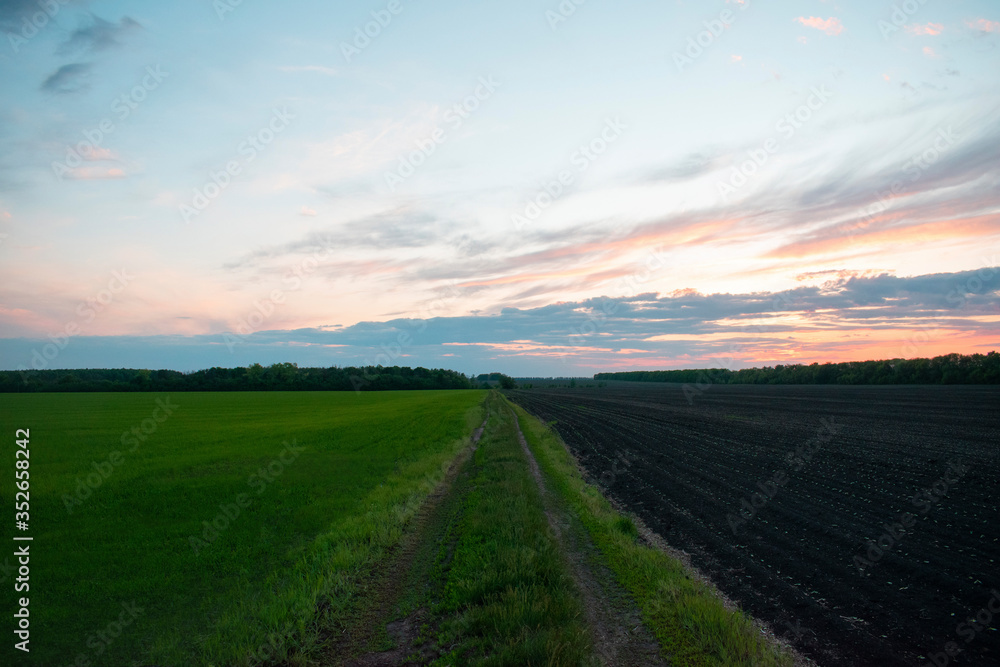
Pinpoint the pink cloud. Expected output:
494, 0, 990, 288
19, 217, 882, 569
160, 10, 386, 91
967, 18, 1000, 33
766, 213, 1000, 259
795, 16, 844, 36
64, 167, 126, 180
455, 217, 741, 291
299, 206, 317, 216
81, 147, 118, 162
906, 22, 944, 36
923, 46, 939, 58
730, 54, 743, 63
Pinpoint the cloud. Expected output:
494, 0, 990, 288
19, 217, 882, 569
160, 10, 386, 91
62, 167, 126, 180
923, 46, 939, 58
75, 147, 118, 161
218, 103, 1000, 317
299, 206, 317, 216
730, 54, 743, 64
766, 213, 1000, 260
59, 15, 141, 53
967, 18, 1000, 33
795, 16, 844, 36
906, 22, 944, 36
234, 267, 1000, 349
2, 268, 996, 374
745, 109, 1000, 225
0, 0, 77, 25
40, 62, 92, 93
794, 269, 892, 283
640, 150, 725, 182
223, 207, 444, 270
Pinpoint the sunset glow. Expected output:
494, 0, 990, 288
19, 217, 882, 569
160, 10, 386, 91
1, 0, 998, 375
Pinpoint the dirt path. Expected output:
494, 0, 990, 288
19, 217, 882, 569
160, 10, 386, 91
326, 409, 668, 666
508, 408, 668, 667
324, 419, 488, 667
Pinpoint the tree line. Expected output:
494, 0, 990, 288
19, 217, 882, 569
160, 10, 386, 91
475, 372, 517, 389
594, 352, 1000, 385
0, 364, 475, 393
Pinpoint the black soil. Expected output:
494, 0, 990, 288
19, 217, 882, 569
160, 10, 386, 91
508, 384, 1000, 667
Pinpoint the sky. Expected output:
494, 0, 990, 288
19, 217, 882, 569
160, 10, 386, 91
0, 0, 998, 376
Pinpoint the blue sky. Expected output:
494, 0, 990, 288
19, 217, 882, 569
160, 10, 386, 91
1, 0, 998, 375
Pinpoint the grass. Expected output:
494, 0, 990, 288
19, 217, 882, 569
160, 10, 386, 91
413, 392, 593, 666
2, 388, 798, 666
0, 390, 485, 667
506, 396, 795, 667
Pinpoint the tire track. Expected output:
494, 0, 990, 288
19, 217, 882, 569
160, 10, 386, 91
327, 418, 488, 667
508, 407, 667, 667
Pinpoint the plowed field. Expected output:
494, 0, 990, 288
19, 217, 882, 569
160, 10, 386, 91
508, 384, 1000, 666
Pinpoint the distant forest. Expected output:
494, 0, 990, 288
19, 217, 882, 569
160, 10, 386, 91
594, 352, 1000, 385
0, 364, 474, 393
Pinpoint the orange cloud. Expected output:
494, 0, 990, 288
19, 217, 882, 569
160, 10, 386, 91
81, 147, 118, 162
547, 329, 1000, 370
740, 331, 1000, 366
796, 16, 844, 36
906, 22, 944, 36
457, 217, 741, 290
767, 213, 1000, 259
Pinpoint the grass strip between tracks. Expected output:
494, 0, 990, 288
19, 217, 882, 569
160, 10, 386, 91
505, 396, 795, 667
426, 391, 592, 665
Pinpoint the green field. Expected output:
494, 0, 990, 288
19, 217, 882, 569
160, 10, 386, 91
2, 389, 796, 666
1, 390, 486, 666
